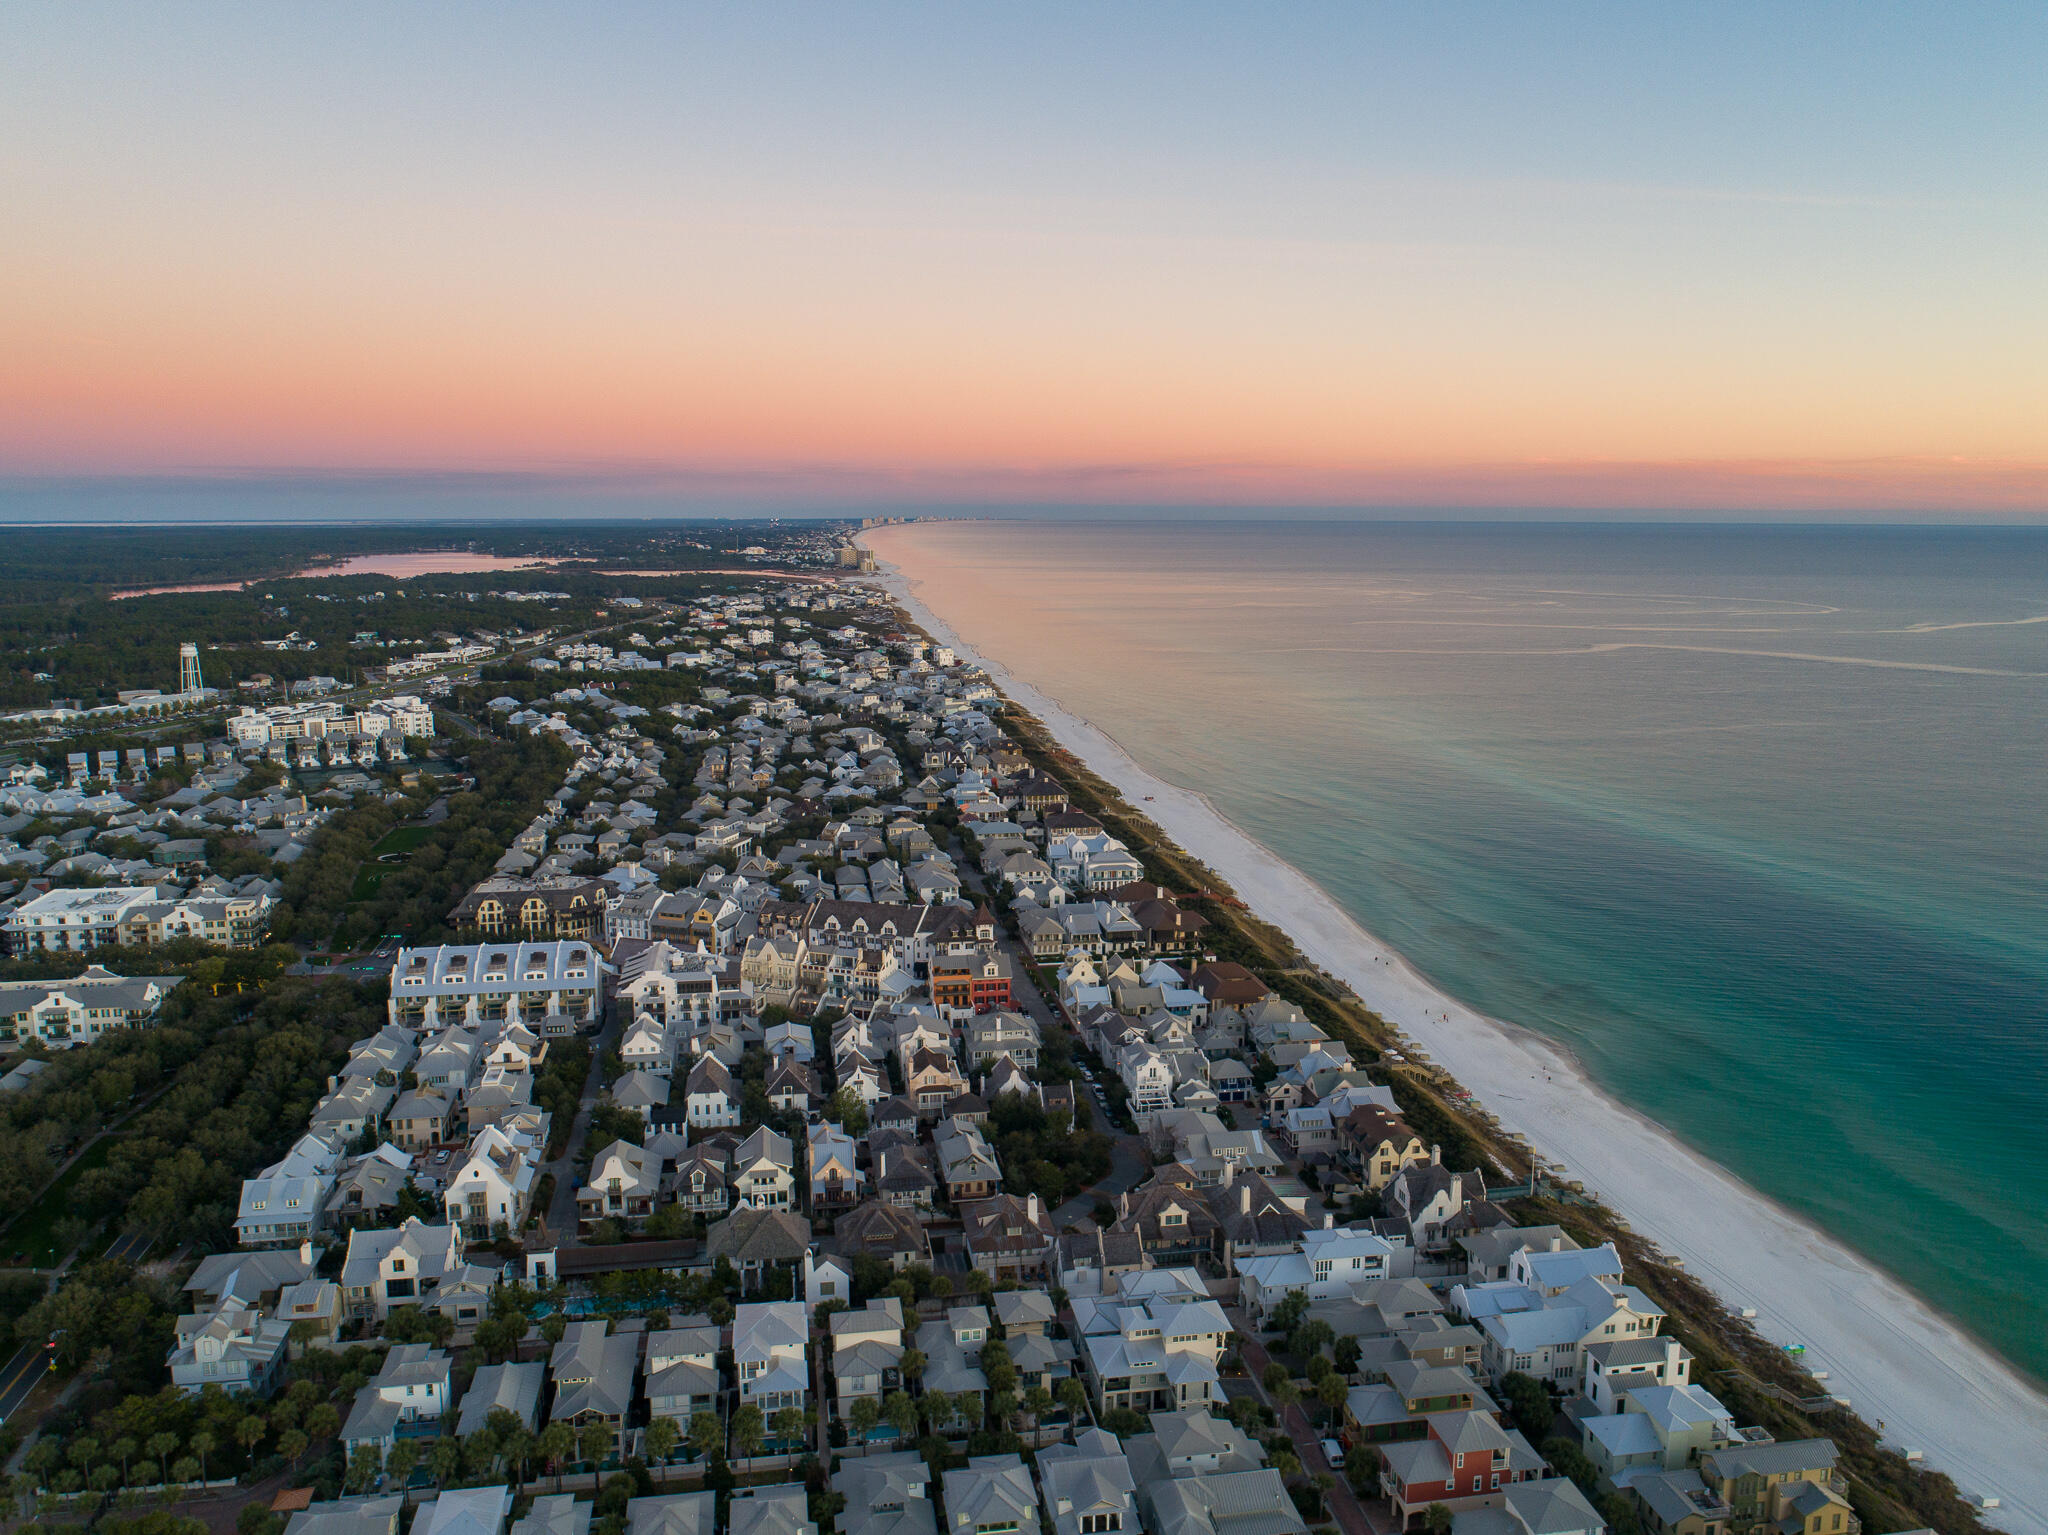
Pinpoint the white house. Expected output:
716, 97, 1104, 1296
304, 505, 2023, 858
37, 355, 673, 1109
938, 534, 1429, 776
733, 1301, 809, 1412
443, 1124, 541, 1238
829, 1298, 905, 1418
1236, 1228, 1398, 1324
731, 1126, 796, 1211
341, 1344, 454, 1454
684, 1056, 739, 1128
340, 1218, 466, 1320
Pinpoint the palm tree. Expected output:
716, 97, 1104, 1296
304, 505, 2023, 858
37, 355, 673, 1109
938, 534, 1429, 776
849, 1397, 882, 1454
731, 1404, 765, 1460
87, 1464, 119, 1510
305, 1403, 341, 1446
1056, 1377, 1090, 1425
1271, 1448, 1302, 1484
987, 1391, 1017, 1436
644, 1417, 680, 1482
1023, 1385, 1053, 1438
577, 1419, 612, 1472
346, 1445, 383, 1495
1311, 1473, 1336, 1520
1315, 1373, 1348, 1429
884, 1390, 918, 1443
538, 1422, 575, 1491
188, 1431, 216, 1484
145, 1433, 179, 1488
898, 1349, 927, 1389
771, 1407, 805, 1455
384, 1441, 420, 1493
431, 1436, 462, 1489
22, 1439, 64, 1491
236, 1413, 267, 1463
500, 1427, 536, 1492
277, 1430, 309, 1470
687, 1411, 722, 1464
171, 1457, 200, 1487
108, 1438, 137, 1485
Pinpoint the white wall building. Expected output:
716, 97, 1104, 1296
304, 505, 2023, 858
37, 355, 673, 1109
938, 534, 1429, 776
388, 941, 611, 1033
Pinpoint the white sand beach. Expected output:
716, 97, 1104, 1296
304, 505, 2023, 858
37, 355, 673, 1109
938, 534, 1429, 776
861, 528, 2048, 1535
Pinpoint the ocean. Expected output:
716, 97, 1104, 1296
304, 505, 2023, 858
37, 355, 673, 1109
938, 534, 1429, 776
876, 518, 2048, 1385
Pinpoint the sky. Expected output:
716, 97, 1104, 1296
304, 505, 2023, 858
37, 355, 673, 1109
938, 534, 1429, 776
4, 3, 2047, 519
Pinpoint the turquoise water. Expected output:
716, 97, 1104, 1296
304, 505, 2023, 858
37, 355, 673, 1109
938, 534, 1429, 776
882, 519, 2048, 1383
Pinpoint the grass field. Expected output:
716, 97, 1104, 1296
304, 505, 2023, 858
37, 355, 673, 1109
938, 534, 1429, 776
349, 823, 436, 900
3, 1137, 114, 1266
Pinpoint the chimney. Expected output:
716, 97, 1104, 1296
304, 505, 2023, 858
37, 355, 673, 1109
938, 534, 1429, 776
1027, 1193, 1040, 1224
299, 1239, 313, 1266
1219, 1160, 1235, 1189
1430, 1143, 1441, 1166
1240, 1184, 1251, 1215
1323, 1213, 1333, 1229
1549, 1234, 1563, 1252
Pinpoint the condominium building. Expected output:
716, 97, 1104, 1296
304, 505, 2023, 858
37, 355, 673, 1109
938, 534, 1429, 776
388, 941, 611, 1033
3, 885, 172, 953
0, 965, 182, 1046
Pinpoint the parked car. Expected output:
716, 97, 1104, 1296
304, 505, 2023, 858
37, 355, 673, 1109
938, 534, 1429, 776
1320, 1439, 1345, 1470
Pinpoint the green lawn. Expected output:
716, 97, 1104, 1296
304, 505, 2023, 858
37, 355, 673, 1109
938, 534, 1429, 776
370, 824, 436, 857
4, 1136, 114, 1266
349, 822, 437, 900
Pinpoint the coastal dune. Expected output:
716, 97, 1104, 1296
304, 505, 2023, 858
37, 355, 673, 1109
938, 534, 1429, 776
861, 526, 2048, 1535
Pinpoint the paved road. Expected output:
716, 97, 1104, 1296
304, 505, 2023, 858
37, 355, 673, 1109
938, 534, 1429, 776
0, 1345, 47, 1427
953, 838, 1151, 1230
1052, 1127, 1148, 1227
543, 1006, 621, 1242
1235, 1326, 1393, 1535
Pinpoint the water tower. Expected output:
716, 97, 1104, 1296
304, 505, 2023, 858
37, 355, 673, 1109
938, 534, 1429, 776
179, 643, 204, 695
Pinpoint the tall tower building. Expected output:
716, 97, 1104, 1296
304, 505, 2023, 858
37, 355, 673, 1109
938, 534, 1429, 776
179, 643, 204, 695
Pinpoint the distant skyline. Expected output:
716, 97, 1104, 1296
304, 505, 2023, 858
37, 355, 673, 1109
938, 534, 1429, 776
4, 4, 2046, 518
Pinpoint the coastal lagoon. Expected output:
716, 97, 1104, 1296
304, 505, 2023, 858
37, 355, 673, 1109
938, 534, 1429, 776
874, 519, 2048, 1385
108, 551, 549, 597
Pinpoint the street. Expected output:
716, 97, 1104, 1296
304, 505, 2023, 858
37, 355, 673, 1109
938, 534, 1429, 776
0, 1344, 46, 1427
1234, 1324, 1395, 1535
543, 1004, 622, 1242
953, 836, 1151, 1230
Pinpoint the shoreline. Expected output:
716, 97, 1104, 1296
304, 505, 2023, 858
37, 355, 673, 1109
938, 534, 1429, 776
859, 523, 2048, 1535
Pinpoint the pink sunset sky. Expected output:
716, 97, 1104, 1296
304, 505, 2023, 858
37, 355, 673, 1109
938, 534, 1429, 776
4, 5, 2046, 516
